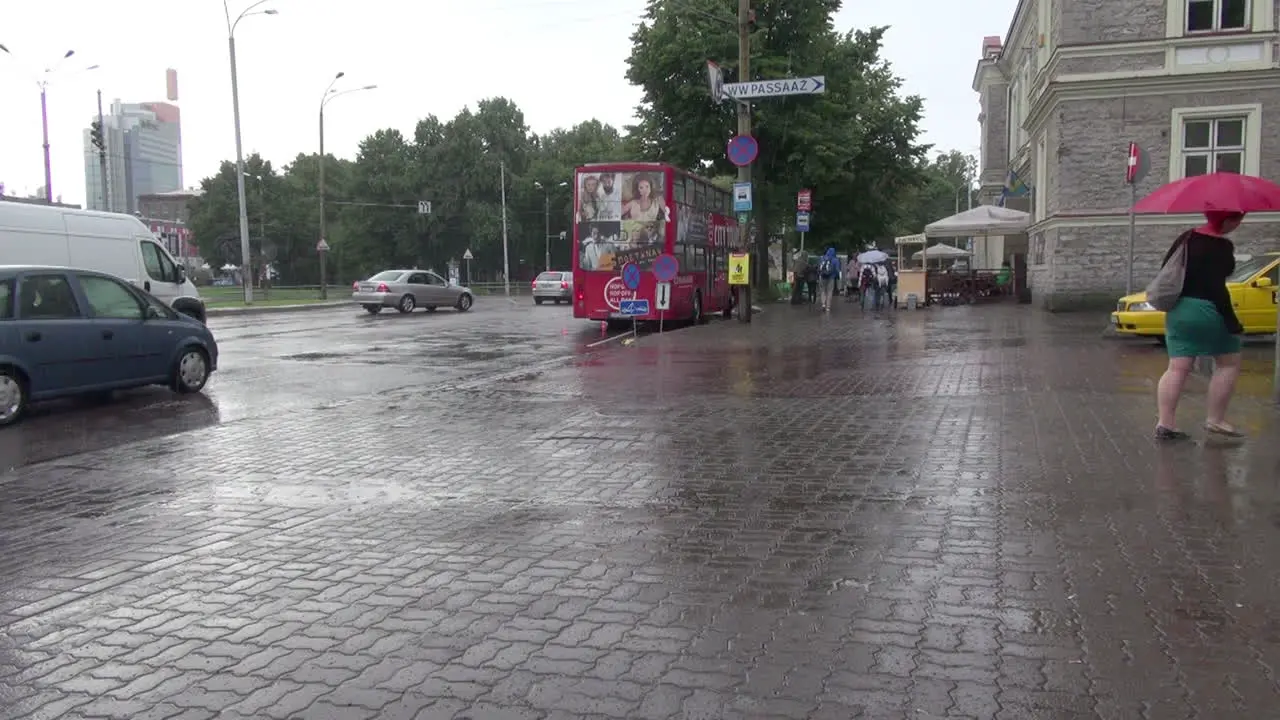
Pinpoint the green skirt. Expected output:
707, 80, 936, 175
1165, 297, 1241, 358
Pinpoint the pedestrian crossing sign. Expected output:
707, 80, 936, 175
729, 253, 749, 285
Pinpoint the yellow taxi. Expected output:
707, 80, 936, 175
1111, 252, 1280, 340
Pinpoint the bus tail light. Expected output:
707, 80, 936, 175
575, 283, 585, 303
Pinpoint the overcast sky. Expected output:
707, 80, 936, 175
0, 0, 1017, 206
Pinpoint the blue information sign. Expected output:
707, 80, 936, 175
652, 254, 679, 282
620, 299, 649, 316
796, 211, 811, 232
621, 262, 642, 290
727, 135, 758, 167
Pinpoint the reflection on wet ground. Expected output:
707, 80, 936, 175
0, 302, 1277, 718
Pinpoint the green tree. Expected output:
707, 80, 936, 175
891, 150, 978, 237
626, 0, 930, 281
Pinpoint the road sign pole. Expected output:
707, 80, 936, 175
1126, 182, 1136, 295
736, 0, 752, 323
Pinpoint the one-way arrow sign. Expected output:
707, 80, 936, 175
722, 76, 825, 100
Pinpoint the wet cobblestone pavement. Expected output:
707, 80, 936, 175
1, 302, 1279, 718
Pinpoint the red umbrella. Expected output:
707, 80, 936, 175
1134, 172, 1280, 214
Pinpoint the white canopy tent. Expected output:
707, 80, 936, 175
924, 205, 1030, 237
912, 244, 972, 260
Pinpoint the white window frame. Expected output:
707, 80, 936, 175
1182, 0, 1252, 34
1168, 103, 1261, 182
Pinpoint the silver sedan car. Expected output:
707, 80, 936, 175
532, 271, 573, 304
351, 269, 474, 314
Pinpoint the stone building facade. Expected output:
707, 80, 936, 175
975, 0, 1280, 310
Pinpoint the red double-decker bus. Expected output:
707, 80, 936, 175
571, 162, 739, 323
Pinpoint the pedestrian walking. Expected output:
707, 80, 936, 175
1153, 210, 1246, 440
874, 263, 890, 310
859, 264, 876, 312
817, 247, 841, 311
790, 247, 808, 305
803, 258, 819, 305
844, 254, 860, 303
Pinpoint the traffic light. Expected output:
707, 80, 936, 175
89, 120, 104, 151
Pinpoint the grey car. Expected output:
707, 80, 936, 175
532, 271, 573, 304
351, 269, 474, 314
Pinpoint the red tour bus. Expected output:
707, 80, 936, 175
571, 162, 740, 324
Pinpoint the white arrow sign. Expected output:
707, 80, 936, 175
722, 76, 826, 100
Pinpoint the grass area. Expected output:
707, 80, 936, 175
199, 285, 344, 309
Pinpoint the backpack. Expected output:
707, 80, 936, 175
819, 257, 835, 278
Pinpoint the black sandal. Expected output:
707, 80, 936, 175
1155, 426, 1190, 440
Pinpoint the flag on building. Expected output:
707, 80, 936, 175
998, 169, 1032, 207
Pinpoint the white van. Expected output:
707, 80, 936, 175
0, 201, 206, 322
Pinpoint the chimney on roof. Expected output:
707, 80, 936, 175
982, 35, 1003, 59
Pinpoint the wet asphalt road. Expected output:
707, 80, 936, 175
2, 300, 1280, 719
0, 298, 617, 470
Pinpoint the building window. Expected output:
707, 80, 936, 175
1182, 117, 1245, 176
1187, 0, 1249, 32
1170, 104, 1260, 181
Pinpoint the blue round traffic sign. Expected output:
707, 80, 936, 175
621, 262, 642, 290
652, 253, 679, 282
727, 135, 758, 167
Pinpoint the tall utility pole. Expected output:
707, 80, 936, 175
500, 160, 510, 297
736, 0, 753, 322
96, 90, 109, 211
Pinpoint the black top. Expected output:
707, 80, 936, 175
1162, 230, 1242, 333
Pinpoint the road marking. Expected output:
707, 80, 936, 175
586, 333, 632, 349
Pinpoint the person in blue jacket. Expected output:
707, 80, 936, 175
816, 247, 842, 311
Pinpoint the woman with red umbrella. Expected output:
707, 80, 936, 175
1135, 171, 1280, 440
1152, 210, 1245, 440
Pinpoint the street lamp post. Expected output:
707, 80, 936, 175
533, 181, 568, 271
318, 77, 376, 299
0, 45, 96, 203
223, 1, 278, 304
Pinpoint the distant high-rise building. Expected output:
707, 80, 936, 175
84, 72, 183, 214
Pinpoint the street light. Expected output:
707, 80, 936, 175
534, 180, 568, 271
318, 75, 376, 299
0, 45, 96, 203
223, 0, 278, 304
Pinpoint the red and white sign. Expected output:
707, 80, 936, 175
797, 189, 812, 211
603, 276, 633, 310
1125, 143, 1140, 184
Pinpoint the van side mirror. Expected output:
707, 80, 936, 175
1255, 277, 1274, 289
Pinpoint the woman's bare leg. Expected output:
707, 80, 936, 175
1157, 356, 1195, 429
1206, 352, 1242, 427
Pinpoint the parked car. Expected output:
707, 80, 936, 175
0, 265, 219, 426
1111, 251, 1279, 341
351, 269, 474, 314
0, 201, 206, 322
532, 271, 573, 304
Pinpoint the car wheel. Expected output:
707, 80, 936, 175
172, 348, 210, 394
397, 295, 416, 314
0, 367, 28, 427
691, 291, 704, 325
363, 304, 381, 315
456, 293, 473, 312
535, 297, 544, 305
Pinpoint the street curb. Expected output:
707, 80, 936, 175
205, 301, 350, 317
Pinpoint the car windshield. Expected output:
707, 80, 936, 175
1227, 257, 1273, 284
369, 271, 404, 282
536, 272, 562, 281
